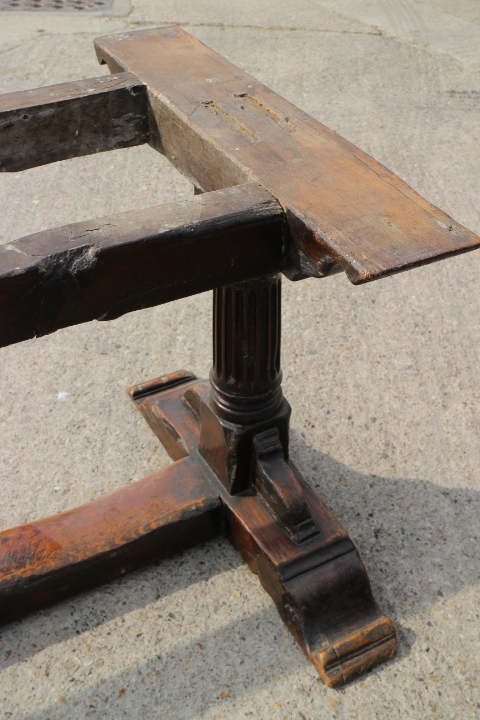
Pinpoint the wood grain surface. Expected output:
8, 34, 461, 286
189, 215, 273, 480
0, 183, 283, 348
132, 374, 397, 687
0, 457, 222, 624
0, 73, 149, 172
95, 26, 480, 283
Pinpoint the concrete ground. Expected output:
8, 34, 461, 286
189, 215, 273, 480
0, 1, 479, 718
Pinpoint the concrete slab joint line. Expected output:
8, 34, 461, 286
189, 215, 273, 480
124, 22, 383, 35
316, 0, 480, 70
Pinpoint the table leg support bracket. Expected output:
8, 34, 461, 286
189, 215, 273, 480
131, 371, 397, 687
0, 369, 396, 688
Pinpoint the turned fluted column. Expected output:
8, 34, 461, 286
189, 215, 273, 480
210, 274, 283, 424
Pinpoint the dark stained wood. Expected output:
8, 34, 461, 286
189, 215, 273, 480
130, 371, 197, 461
0, 456, 222, 625
227, 478, 396, 687
253, 427, 318, 544
200, 384, 291, 496
94, 26, 480, 284
7, 28, 476, 688
131, 373, 397, 687
196, 275, 291, 494
0, 183, 284, 348
0, 73, 149, 172
210, 275, 283, 424
129, 369, 197, 402
128, 279, 396, 686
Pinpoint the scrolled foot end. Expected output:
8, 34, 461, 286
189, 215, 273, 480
311, 617, 397, 688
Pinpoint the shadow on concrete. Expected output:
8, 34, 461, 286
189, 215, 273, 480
288, 429, 479, 627
0, 537, 243, 671
1, 434, 478, 718
14, 604, 318, 720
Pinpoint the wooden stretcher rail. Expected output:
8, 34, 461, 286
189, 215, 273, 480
0, 455, 222, 625
0, 183, 283, 348
0, 72, 149, 172
95, 27, 480, 284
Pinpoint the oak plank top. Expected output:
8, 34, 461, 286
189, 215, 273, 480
95, 26, 480, 284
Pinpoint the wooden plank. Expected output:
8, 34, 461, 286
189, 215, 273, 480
0, 183, 283, 348
0, 456, 222, 625
95, 27, 480, 284
0, 72, 148, 172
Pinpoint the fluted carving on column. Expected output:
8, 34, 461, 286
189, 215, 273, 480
210, 274, 283, 423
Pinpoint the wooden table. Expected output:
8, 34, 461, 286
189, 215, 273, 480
0, 27, 478, 688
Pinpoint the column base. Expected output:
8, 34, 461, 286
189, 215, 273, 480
130, 371, 397, 687
0, 369, 396, 688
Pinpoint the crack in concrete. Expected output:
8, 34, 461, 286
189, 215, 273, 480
0, 42, 28, 58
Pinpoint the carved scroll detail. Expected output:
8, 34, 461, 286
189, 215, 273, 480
254, 428, 318, 543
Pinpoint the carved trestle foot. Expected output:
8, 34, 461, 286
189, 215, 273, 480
131, 371, 397, 688
0, 272, 396, 687
0, 368, 396, 687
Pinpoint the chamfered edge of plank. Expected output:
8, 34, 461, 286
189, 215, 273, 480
0, 72, 149, 172
287, 202, 480, 286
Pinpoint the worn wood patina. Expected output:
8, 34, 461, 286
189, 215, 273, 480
95, 27, 480, 284
0, 183, 283, 347
0, 27, 479, 689
0, 73, 148, 172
